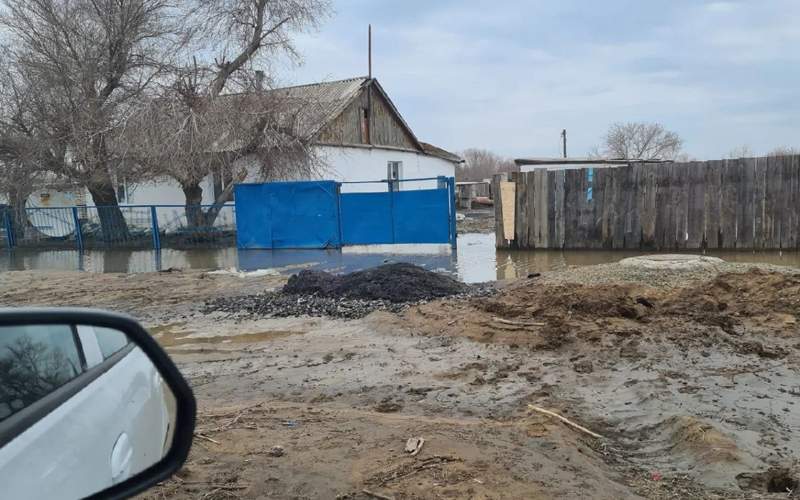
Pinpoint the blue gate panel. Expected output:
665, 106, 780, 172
392, 188, 451, 244
235, 184, 272, 249
268, 181, 340, 249
235, 181, 340, 249
236, 178, 455, 249
340, 192, 393, 245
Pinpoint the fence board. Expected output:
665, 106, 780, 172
765, 156, 783, 249
737, 158, 755, 249
552, 170, 564, 248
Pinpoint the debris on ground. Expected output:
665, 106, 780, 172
404, 437, 425, 456
268, 445, 285, 457
205, 263, 492, 319
456, 208, 495, 234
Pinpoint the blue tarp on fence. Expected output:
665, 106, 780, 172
235, 177, 456, 250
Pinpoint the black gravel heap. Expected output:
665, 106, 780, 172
204, 263, 489, 320
282, 263, 468, 303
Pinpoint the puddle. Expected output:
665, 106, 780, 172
5, 233, 800, 283
152, 323, 302, 348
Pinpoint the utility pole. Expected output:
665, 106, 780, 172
561, 129, 567, 158
368, 24, 372, 79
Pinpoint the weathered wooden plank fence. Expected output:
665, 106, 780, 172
493, 155, 800, 250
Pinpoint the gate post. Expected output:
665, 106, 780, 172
335, 183, 344, 249
150, 206, 161, 250
71, 207, 84, 251
446, 177, 457, 249
388, 180, 396, 244
3, 210, 14, 249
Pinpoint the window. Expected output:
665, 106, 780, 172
0, 325, 84, 422
93, 326, 130, 360
387, 161, 403, 192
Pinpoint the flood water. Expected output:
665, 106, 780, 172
4, 233, 800, 283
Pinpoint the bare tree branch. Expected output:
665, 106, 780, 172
595, 122, 683, 161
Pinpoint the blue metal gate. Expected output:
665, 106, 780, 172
235, 181, 341, 249
235, 177, 456, 249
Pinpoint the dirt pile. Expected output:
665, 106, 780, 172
283, 263, 469, 303
205, 263, 485, 319
403, 268, 800, 356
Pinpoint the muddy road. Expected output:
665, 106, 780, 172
1, 260, 798, 499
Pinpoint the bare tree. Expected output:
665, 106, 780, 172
727, 145, 754, 159
457, 148, 516, 182
123, 0, 330, 227
0, 49, 54, 238
596, 122, 683, 161
0, 0, 183, 239
768, 146, 800, 157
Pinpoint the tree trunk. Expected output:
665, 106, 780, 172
87, 182, 130, 242
5, 185, 32, 241
182, 183, 207, 227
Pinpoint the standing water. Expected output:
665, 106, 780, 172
3, 233, 800, 283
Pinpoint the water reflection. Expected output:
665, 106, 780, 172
4, 235, 800, 283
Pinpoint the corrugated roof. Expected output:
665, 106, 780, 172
122, 76, 460, 163
261, 76, 370, 140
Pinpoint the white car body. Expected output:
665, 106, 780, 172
0, 326, 172, 500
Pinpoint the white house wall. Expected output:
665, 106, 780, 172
316, 145, 456, 193
123, 145, 456, 204
19, 145, 456, 232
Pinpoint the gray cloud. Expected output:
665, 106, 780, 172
287, 0, 800, 159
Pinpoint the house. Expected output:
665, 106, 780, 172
10, 77, 461, 237
119, 76, 463, 205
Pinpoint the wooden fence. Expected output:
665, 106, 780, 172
493, 155, 800, 250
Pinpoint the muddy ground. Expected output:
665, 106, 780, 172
457, 209, 495, 234
1, 261, 799, 499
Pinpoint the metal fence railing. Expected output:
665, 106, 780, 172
2, 204, 236, 251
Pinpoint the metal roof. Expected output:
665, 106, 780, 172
262, 76, 370, 140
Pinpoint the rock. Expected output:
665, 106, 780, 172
268, 445, 285, 457
374, 399, 403, 413
573, 360, 594, 373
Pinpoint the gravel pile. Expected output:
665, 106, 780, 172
204, 292, 411, 320
204, 263, 492, 320
282, 263, 469, 303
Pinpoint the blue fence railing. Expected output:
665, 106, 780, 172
1, 204, 236, 250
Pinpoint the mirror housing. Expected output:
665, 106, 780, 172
0, 308, 196, 500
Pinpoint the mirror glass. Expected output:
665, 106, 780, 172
0, 324, 177, 499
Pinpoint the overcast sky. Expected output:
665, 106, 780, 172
285, 0, 800, 160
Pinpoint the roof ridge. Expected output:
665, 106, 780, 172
272, 75, 369, 92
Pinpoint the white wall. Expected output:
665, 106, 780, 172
316, 145, 456, 193
124, 145, 457, 202
19, 145, 457, 219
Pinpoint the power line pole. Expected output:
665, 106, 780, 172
561, 129, 567, 158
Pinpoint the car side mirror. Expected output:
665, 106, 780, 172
0, 308, 196, 500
